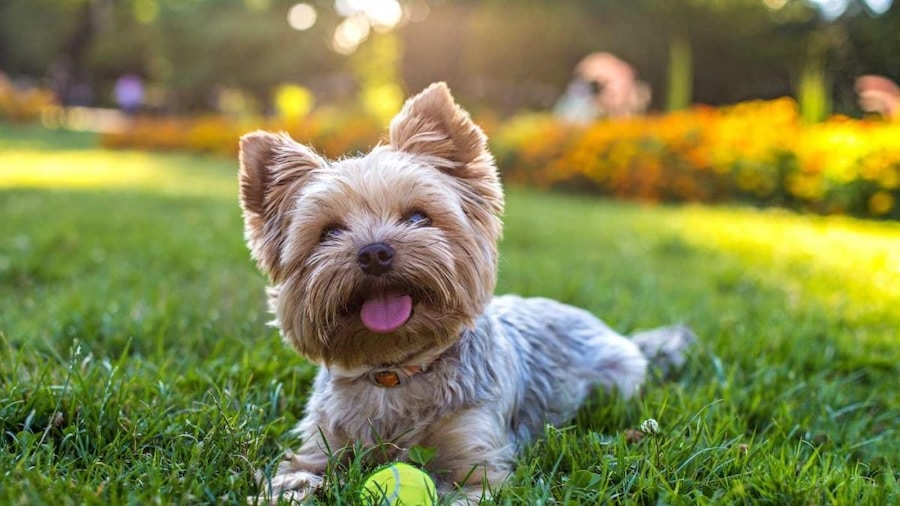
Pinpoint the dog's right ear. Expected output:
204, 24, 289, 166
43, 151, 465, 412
239, 131, 323, 281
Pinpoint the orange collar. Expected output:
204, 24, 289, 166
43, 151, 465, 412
370, 364, 425, 388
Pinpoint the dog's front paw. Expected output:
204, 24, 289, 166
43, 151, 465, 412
251, 469, 323, 505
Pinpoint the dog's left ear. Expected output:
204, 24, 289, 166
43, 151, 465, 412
389, 82, 503, 215
239, 131, 324, 281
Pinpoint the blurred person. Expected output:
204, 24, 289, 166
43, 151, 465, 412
48, 61, 94, 107
553, 78, 599, 123
114, 74, 144, 115
855, 74, 899, 120
555, 52, 651, 122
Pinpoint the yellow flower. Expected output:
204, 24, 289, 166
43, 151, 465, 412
869, 191, 895, 216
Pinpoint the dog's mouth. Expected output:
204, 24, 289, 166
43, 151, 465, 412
340, 279, 442, 334
359, 292, 413, 334
345, 284, 432, 334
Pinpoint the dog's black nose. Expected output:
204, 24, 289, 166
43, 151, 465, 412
357, 242, 394, 275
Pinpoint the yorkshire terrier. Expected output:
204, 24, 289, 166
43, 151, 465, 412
239, 82, 695, 503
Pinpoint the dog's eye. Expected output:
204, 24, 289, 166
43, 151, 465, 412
406, 211, 430, 226
320, 226, 346, 242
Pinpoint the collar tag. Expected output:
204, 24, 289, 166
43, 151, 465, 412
370, 365, 424, 388
372, 370, 401, 387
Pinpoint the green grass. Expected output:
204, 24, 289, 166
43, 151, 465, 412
1, 124, 898, 505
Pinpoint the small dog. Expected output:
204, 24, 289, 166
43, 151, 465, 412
239, 83, 694, 503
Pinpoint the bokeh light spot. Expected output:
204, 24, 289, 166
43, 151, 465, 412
244, 0, 271, 11
367, 0, 403, 30
274, 84, 314, 120
332, 14, 370, 55
405, 0, 430, 23
864, 0, 893, 15
133, 0, 159, 24
287, 3, 317, 31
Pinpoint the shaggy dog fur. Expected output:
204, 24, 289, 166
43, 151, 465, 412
239, 82, 695, 503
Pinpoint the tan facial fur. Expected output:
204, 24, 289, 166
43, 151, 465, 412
239, 83, 504, 369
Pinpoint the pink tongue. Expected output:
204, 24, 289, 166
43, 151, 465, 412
360, 293, 413, 333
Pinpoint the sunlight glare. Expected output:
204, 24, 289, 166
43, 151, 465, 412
0, 150, 236, 198
669, 207, 900, 323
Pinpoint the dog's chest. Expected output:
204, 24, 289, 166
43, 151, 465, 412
325, 378, 460, 445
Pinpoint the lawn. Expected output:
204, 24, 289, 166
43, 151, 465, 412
1, 123, 898, 505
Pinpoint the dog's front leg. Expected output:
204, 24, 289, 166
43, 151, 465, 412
420, 407, 514, 505
256, 413, 347, 504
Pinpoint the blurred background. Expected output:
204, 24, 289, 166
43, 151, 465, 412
3, 0, 899, 116
1, 0, 899, 218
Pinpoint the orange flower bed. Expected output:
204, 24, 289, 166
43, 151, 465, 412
0, 81, 57, 123
494, 99, 900, 219
100, 113, 385, 160
93, 97, 899, 219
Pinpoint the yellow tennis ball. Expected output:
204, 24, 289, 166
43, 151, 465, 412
360, 462, 436, 505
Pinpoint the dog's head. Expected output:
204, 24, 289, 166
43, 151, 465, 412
238, 83, 504, 368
